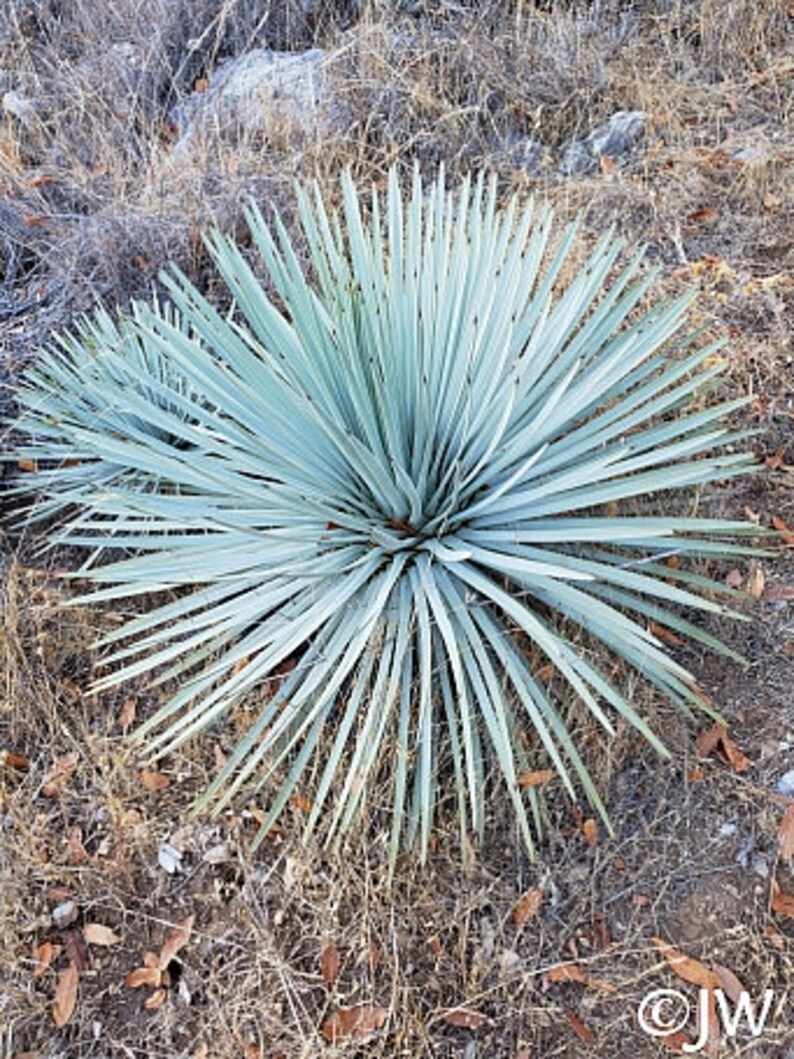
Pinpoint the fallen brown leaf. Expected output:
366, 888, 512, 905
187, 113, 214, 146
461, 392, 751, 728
65, 826, 87, 864
289, 792, 313, 813
321, 1004, 388, 1043
582, 818, 598, 848
125, 966, 162, 989
586, 976, 618, 994
770, 877, 794, 918
52, 961, 78, 1028
32, 941, 61, 977
687, 206, 720, 225
513, 887, 543, 926
546, 962, 588, 985
712, 964, 746, 1004
653, 938, 717, 989
649, 621, 685, 646
660, 1030, 690, 1053
158, 914, 194, 969
764, 923, 786, 949
694, 725, 723, 757
720, 731, 752, 773
694, 724, 751, 772
117, 698, 136, 732
779, 804, 794, 861
724, 568, 744, 589
746, 564, 765, 599
83, 923, 121, 947
41, 751, 79, 796
590, 913, 612, 951
138, 769, 171, 792
765, 583, 794, 601
144, 988, 167, 1011
772, 516, 794, 546
563, 1008, 596, 1044
765, 447, 786, 470
63, 929, 89, 973
0, 750, 30, 771
320, 942, 340, 987
517, 768, 554, 788
438, 1007, 490, 1029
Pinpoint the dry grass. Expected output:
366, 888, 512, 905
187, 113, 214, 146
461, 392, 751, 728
1, 1, 793, 1056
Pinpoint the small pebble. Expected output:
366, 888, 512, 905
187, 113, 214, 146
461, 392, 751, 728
158, 841, 183, 875
52, 900, 78, 928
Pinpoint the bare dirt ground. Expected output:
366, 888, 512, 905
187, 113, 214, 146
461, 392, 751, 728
1, 2, 792, 1057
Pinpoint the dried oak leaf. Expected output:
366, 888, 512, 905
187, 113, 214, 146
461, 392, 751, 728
117, 698, 136, 732
771, 515, 794, 547
438, 1007, 490, 1030
546, 962, 588, 985
563, 1008, 595, 1044
652, 938, 717, 989
144, 987, 168, 1011
32, 941, 60, 977
41, 751, 79, 796
517, 769, 554, 788
724, 568, 744, 589
125, 966, 162, 989
746, 565, 766, 599
0, 750, 30, 771
712, 964, 746, 1004
83, 923, 121, 947
138, 770, 171, 792
649, 621, 685, 646
660, 1029, 691, 1053
52, 961, 79, 1028
779, 804, 794, 861
765, 583, 794, 601
321, 1004, 388, 1043
694, 725, 751, 772
158, 914, 194, 969
320, 942, 340, 988
513, 887, 543, 926
582, 818, 598, 848
770, 877, 794, 918
719, 732, 752, 773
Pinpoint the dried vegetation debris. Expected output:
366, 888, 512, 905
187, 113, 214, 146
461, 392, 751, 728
1, 0, 793, 1056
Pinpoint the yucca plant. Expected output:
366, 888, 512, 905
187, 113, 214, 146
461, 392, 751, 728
14, 167, 761, 867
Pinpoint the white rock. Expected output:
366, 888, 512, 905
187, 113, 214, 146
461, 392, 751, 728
158, 840, 183, 875
172, 47, 328, 152
776, 769, 794, 797
2, 89, 36, 126
52, 900, 78, 928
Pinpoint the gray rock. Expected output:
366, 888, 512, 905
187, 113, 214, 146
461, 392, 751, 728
172, 47, 328, 150
560, 109, 646, 176
776, 768, 794, 797
588, 109, 645, 158
560, 139, 595, 176
504, 134, 543, 174
2, 89, 37, 127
